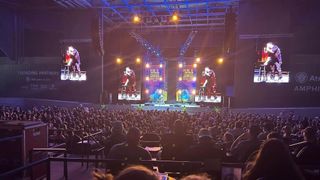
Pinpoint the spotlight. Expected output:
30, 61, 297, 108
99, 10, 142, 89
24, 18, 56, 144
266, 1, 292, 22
158, 89, 163, 94
171, 13, 179, 22
179, 77, 182, 81
145, 63, 150, 68
193, 63, 197, 68
133, 15, 141, 23
218, 58, 224, 64
145, 89, 149, 94
116, 58, 122, 64
136, 58, 141, 64
159, 64, 163, 68
192, 89, 196, 95
196, 57, 201, 63
159, 77, 163, 81
178, 63, 183, 68
178, 90, 182, 94
145, 76, 150, 81
192, 77, 197, 81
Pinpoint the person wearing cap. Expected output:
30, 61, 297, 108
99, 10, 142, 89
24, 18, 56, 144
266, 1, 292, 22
183, 128, 223, 161
104, 121, 126, 155
107, 127, 152, 162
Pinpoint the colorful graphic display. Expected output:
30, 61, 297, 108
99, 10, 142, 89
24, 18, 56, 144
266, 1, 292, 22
144, 63, 167, 102
176, 64, 197, 102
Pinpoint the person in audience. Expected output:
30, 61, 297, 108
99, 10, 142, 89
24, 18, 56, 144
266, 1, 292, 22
160, 119, 194, 160
221, 132, 234, 153
230, 121, 243, 139
114, 165, 159, 180
295, 127, 320, 165
92, 165, 159, 180
258, 122, 274, 140
243, 139, 304, 180
183, 128, 223, 161
104, 121, 126, 155
282, 125, 294, 145
107, 127, 152, 162
230, 125, 262, 162
65, 130, 81, 152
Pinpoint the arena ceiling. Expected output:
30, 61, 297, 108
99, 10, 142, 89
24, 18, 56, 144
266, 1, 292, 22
0, 0, 239, 30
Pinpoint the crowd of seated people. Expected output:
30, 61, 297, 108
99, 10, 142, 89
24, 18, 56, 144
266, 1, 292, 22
1, 105, 320, 179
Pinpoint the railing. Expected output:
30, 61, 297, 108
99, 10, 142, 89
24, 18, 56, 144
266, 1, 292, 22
0, 135, 22, 143
30, 148, 68, 180
0, 158, 49, 179
1, 156, 320, 180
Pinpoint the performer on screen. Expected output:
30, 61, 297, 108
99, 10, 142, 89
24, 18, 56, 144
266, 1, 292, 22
65, 46, 81, 77
121, 67, 137, 97
200, 67, 217, 99
263, 42, 282, 79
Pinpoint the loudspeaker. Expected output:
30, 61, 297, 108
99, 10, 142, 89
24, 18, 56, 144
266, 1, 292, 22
0, 121, 48, 179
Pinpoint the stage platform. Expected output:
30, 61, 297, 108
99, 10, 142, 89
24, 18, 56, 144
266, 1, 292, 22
129, 103, 213, 113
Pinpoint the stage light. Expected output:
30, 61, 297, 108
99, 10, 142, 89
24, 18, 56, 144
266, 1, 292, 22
196, 57, 201, 63
145, 76, 150, 81
116, 58, 122, 64
179, 77, 182, 81
159, 89, 163, 94
192, 89, 196, 95
145, 89, 149, 94
178, 63, 183, 68
159, 63, 163, 68
171, 13, 179, 22
133, 15, 141, 23
136, 58, 141, 64
159, 77, 163, 81
178, 90, 182, 94
193, 77, 197, 81
218, 58, 224, 64
193, 63, 197, 68
145, 63, 150, 68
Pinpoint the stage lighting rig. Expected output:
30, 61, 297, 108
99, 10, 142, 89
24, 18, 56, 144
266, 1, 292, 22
116, 58, 122, 64
133, 15, 141, 23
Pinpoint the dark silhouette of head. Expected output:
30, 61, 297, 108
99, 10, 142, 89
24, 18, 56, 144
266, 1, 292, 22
173, 120, 185, 135
198, 128, 212, 143
181, 173, 210, 180
263, 122, 274, 132
126, 127, 141, 146
303, 127, 317, 142
115, 165, 159, 180
243, 139, 303, 180
235, 121, 242, 129
249, 125, 260, 139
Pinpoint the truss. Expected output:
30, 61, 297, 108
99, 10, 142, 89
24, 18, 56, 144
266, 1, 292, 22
53, 0, 239, 30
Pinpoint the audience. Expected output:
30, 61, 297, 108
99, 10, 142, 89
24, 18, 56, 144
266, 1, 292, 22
1, 105, 320, 179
